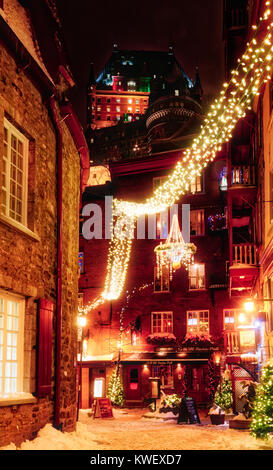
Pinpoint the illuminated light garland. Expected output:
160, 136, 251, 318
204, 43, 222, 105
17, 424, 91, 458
82, 4, 273, 314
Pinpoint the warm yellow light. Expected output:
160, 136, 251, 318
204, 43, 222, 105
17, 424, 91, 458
94, 378, 104, 398
77, 315, 87, 327
238, 313, 246, 324
244, 300, 255, 312
81, 6, 273, 314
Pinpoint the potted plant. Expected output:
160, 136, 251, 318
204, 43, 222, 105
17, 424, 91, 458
209, 369, 233, 424
208, 405, 226, 425
229, 380, 257, 429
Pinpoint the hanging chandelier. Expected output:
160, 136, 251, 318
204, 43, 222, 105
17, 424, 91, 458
154, 214, 197, 280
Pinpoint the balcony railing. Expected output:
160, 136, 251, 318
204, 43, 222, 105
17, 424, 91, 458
232, 243, 257, 265
224, 331, 240, 354
231, 165, 255, 186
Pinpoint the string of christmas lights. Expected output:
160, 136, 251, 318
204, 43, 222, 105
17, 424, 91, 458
81, 3, 273, 314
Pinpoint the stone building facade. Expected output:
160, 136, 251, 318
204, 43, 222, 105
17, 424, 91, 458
0, 0, 89, 447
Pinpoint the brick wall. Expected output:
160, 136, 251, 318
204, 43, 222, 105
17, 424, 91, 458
0, 36, 80, 445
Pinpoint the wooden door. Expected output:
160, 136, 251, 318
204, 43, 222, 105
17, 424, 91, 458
186, 365, 209, 404
126, 365, 142, 400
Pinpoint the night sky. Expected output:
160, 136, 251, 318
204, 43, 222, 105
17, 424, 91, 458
55, 0, 225, 127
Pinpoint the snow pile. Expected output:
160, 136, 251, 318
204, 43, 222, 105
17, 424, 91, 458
142, 410, 178, 420
1, 422, 99, 451
1, 407, 273, 450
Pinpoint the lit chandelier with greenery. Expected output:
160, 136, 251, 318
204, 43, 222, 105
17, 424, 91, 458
155, 214, 196, 280
81, 3, 273, 315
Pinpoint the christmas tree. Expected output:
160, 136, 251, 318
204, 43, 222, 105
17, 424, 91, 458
250, 360, 273, 440
214, 370, 233, 412
107, 369, 124, 407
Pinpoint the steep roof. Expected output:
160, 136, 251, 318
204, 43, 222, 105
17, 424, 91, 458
0, 0, 53, 82
96, 47, 193, 89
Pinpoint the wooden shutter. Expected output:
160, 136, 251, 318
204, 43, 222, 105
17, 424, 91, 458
36, 298, 53, 397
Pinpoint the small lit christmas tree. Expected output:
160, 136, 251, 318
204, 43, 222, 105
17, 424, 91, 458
251, 360, 273, 440
107, 369, 124, 407
214, 369, 233, 412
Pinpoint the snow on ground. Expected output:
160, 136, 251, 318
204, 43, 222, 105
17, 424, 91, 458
1, 407, 273, 450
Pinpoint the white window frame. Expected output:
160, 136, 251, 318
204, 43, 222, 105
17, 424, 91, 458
151, 312, 173, 334
0, 290, 25, 396
190, 209, 205, 236
223, 308, 246, 330
2, 118, 28, 226
190, 174, 203, 193
153, 176, 168, 191
189, 263, 206, 290
187, 310, 209, 334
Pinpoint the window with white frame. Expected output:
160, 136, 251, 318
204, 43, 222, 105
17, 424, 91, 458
190, 209, 205, 236
152, 364, 174, 388
223, 308, 248, 330
190, 174, 203, 193
187, 310, 209, 334
153, 176, 168, 191
2, 119, 28, 225
189, 263, 205, 290
154, 266, 170, 292
151, 312, 173, 334
0, 292, 25, 395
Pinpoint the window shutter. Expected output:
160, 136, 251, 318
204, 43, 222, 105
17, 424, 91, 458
36, 298, 53, 398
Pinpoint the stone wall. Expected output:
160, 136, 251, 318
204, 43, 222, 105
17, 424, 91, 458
0, 35, 80, 445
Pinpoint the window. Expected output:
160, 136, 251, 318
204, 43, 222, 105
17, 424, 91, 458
116, 115, 121, 121
128, 99, 132, 104
175, 89, 179, 96
190, 174, 203, 193
107, 99, 111, 103
116, 106, 120, 112
223, 308, 249, 330
116, 98, 120, 103
78, 252, 84, 274
270, 171, 273, 224
151, 312, 173, 333
107, 107, 111, 113
223, 309, 236, 330
152, 364, 174, 388
154, 266, 169, 292
97, 106, 101, 112
107, 116, 111, 121
219, 167, 228, 191
190, 209, 205, 236
189, 264, 205, 290
128, 107, 132, 113
97, 98, 101, 103
2, 119, 28, 225
156, 213, 168, 239
187, 310, 209, 334
0, 292, 25, 395
136, 99, 139, 104
153, 176, 168, 191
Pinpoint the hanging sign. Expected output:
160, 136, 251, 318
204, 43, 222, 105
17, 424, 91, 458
94, 398, 114, 419
177, 396, 200, 424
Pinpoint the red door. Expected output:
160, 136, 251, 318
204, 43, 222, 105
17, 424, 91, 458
126, 365, 142, 401
186, 365, 209, 404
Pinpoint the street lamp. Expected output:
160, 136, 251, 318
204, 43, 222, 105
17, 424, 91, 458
244, 300, 255, 313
